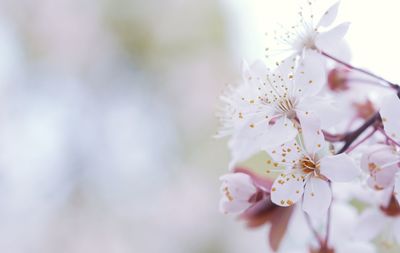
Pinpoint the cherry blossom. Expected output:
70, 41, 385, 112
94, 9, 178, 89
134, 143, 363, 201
217, 50, 337, 167
219, 168, 295, 251
327, 204, 377, 253
327, 67, 350, 92
266, 2, 349, 60
233, 168, 294, 251
217, 0, 400, 251
360, 144, 400, 194
266, 114, 360, 217
355, 195, 400, 249
280, 203, 376, 253
219, 172, 258, 214
357, 93, 400, 202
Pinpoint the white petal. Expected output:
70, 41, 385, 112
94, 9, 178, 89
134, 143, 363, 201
338, 242, 377, 253
294, 49, 326, 97
393, 218, 400, 244
315, 22, 350, 52
229, 116, 297, 168
260, 116, 298, 149
227, 110, 276, 168
228, 135, 262, 168
366, 177, 378, 190
220, 173, 256, 199
317, 2, 340, 27
395, 173, 400, 204
302, 177, 331, 217
329, 203, 358, 245
241, 60, 251, 79
319, 154, 360, 182
360, 144, 400, 189
275, 53, 297, 84
271, 171, 306, 207
381, 187, 394, 207
217, 71, 272, 138
219, 173, 257, 214
380, 92, 400, 143
374, 166, 398, 189
297, 96, 344, 129
296, 111, 325, 154
242, 59, 272, 94
248, 60, 269, 80
219, 198, 251, 214
353, 208, 386, 241
326, 40, 352, 63
360, 145, 390, 173
242, 60, 268, 82
265, 138, 303, 166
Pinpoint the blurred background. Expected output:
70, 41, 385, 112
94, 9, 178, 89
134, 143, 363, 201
0, 0, 399, 252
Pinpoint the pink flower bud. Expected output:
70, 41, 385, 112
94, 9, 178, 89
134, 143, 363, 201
327, 67, 350, 92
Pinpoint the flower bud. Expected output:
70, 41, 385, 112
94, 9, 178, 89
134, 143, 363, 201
328, 67, 350, 92
219, 173, 258, 214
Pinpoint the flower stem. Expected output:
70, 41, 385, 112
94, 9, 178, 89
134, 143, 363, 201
322, 130, 345, 142
345, 128, 377, 153
378, 128, 400, 147
304, 212, 323, 246
337, 112, 381, 154
320, 51, 400, 92
347, 78, 394, 90
323, 183, 332, 248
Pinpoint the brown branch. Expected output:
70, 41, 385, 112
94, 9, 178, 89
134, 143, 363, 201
337, 112, 381, 154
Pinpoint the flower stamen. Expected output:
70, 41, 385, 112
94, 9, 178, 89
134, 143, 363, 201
276, 97, 297, 118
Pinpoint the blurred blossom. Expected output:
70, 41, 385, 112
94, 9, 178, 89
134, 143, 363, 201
0, 0, 244, 252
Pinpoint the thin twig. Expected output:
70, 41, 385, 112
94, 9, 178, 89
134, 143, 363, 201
304, 211, 323, 246
337, 112, 381, 154
378, 128, 400, 147
345, 128, 377, 153
321, 51, 400, 91
322, 130, 345, 142
347, 78, 393, 90
323, 183, 332, 248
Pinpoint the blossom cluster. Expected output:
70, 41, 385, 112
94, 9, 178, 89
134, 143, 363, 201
217, 2, 400, 252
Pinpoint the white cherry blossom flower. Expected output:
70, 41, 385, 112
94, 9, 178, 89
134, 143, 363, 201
280, 202, 376, 253
215, 0, 400, 249
328, 204, 377, 253
217, 51, 335, 167
354, 195, 400, 249
360, 144, 400, 203
266, 1, 350, 59
266, 114, 360, 217
219, 172, 258, 214
357, 92, 400, 202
